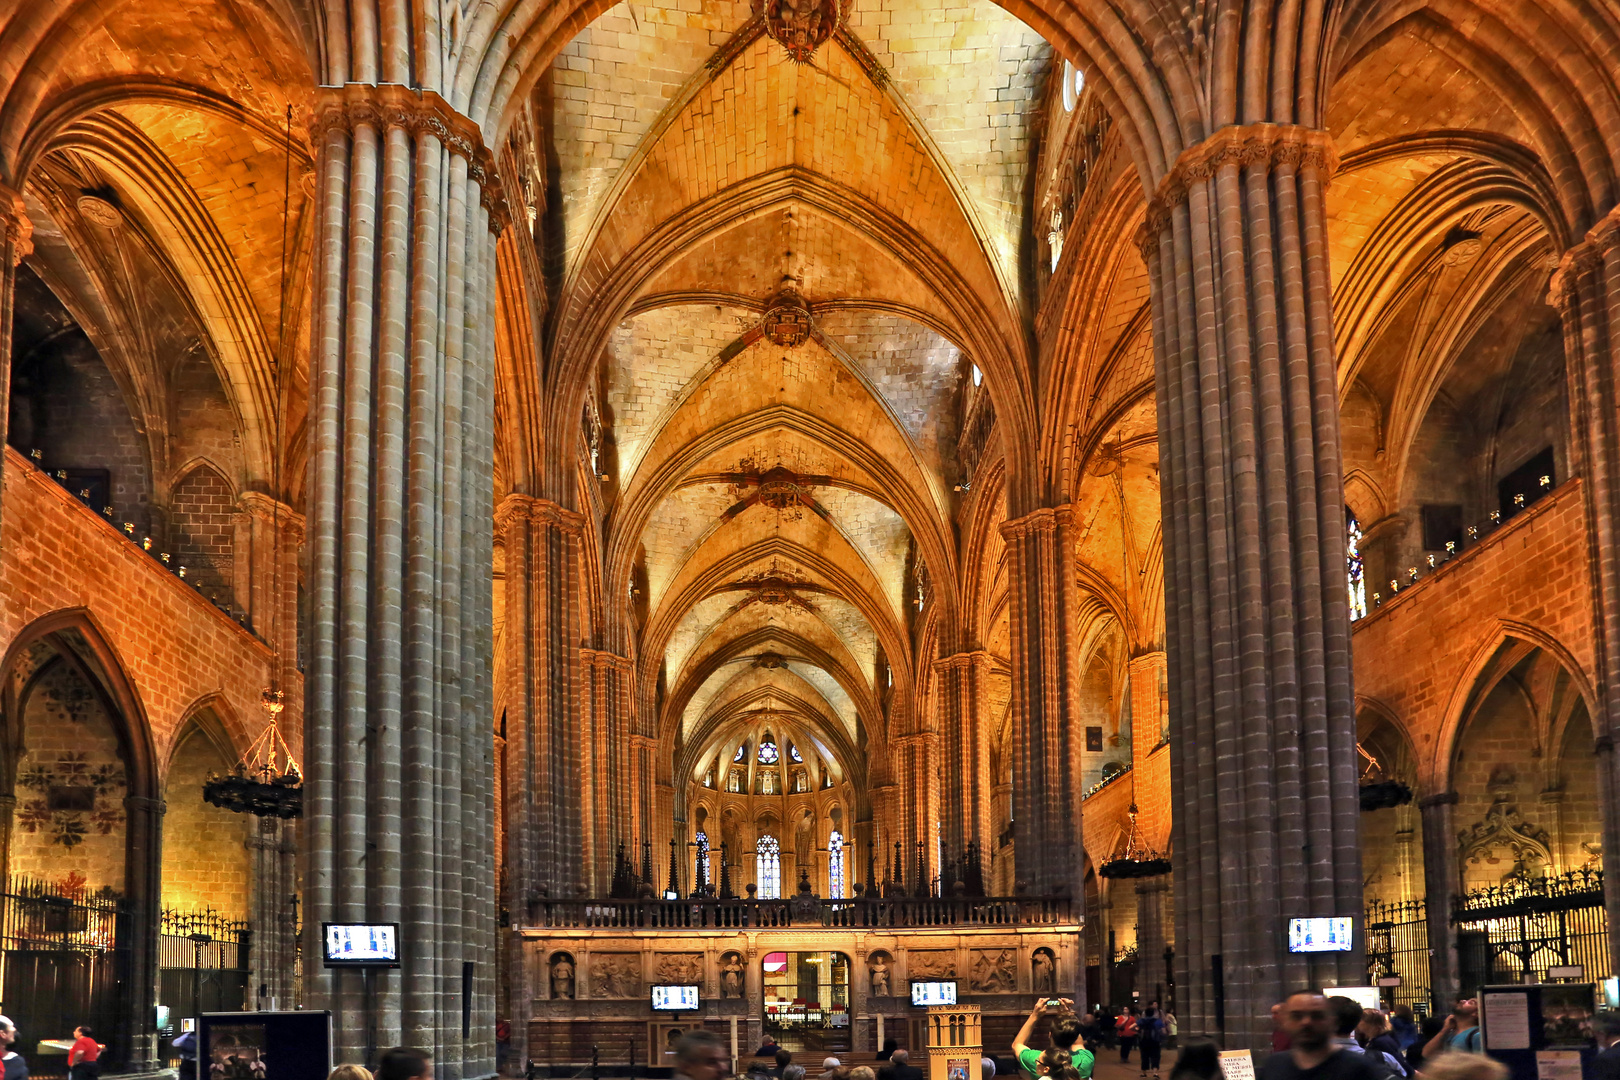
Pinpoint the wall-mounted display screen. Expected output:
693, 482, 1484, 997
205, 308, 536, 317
1288, 917, 1353, 953
911, 981, 958, 1006
322, 923, 400, 967
652, 985, 700, 1011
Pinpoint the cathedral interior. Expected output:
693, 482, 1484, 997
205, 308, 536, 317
1, 0, 1619, 1075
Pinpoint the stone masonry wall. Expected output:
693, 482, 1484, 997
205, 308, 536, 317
1, 447, 298, 771
1350, 478, 1595, 792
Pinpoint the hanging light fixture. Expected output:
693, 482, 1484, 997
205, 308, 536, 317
1099, 804, 1171, 879
202, 103, 303, 821
203, 689, 303, 817
1357, 742, 1412, 811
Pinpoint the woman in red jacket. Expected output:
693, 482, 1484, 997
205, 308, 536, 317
68, 1026, 101, 1080
1117, 1008, 1140, 1065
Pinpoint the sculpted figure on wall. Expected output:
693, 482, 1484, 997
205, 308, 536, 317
551, 952, 575, 999
721, 952, 745, 998
869, 951, 892, 997
1032, 948, 1055, 993
794, 807, 815, 868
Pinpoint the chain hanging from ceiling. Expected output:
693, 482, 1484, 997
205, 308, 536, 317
202, 104, 303, 820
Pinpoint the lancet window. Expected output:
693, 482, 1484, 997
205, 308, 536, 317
758, 835, 781, 898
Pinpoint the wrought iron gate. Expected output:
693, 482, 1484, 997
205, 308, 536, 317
156, 907, 252, 1057
0, 877, 127, 1079
1365, 898, 1430, 1012
1454, 868, 1609, 989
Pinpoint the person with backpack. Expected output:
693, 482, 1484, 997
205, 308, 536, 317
1138, 1007, 1165, 1078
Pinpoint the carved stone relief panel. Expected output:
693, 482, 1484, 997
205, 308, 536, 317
907, 949, 957, 979
589, 952, 643, 998
654, 952, 704, 985
969, 948, 1015, 993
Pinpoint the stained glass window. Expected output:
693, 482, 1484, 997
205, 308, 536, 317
789, 742, 803, 763
696, 831, 710, 887
733, 743, 747, 763
1347, 507, 1368, 621
829, 830, 845, 899
757, 835, 781, 898
758, 737, 779, 765
728, 768, 743, 793
760, 769, 779, 795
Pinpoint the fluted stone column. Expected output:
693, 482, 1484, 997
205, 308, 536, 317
1135, 876, 1170, 1004
1001, 506, 1085, 900
1143, 124, 1363, 1046
125, 793, 165, 1070
0, 184, 31, 537
236, 493, 304, 652
499, 494, 586, 1076
1418, 793, 1460, 1006
934, 651, 995, 867
500, 496, 588, 904
1128, 652, 1167, 774
1549, 209, 1620, 978
891, 733, 939, 891
249, 816, 300, 1008
582, 648, 635, 884
303, 84, 502, 1076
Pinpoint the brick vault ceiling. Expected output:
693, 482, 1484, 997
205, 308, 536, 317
549, 0, 1051, 768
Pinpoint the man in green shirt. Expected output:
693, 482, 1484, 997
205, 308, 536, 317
1013, 997, 1096, 1079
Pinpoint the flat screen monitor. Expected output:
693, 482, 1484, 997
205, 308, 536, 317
322, 922, 400, 967
652, 985, 700, 1011
911, 980, 958, 1006
1288, 917, 1353, 953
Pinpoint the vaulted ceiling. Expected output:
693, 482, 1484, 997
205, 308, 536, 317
544, 0, 1054, 782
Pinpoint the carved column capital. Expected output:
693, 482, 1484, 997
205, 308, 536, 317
238, 490, 306, 541
497, 492, 586, 536
998, 505, 1070, 541
579, 647, 633, 675
0, 183, 32, 265
312, 83, 511, 234
1548, 204, 1620, 310
930, 649, 994, 674
1139, 124, 1338, 257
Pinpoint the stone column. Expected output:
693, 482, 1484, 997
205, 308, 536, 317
1549, 209, 1620, 978
890, 733, 938, 892
1134, 876, 1170, 1005
500, 496, 588, 902
248, 816, 299, 1009
1142, 125, 1364, 1045
302, 84, 504, 1076
1000, 507, 1085, 899
124, 793, 165, 1070
235, 493, 304, 653
1128, 652, 1167, 774
1418, 793, 1459, 1007
0, 184, 32, 538
582, 648, 635, 883
0, 794, 14, 883
499, 494, 585, 1076
933, 651, 995, 867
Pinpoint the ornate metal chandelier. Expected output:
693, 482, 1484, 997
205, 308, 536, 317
1099, 803, 1171, 878
203, 688, 303, 818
